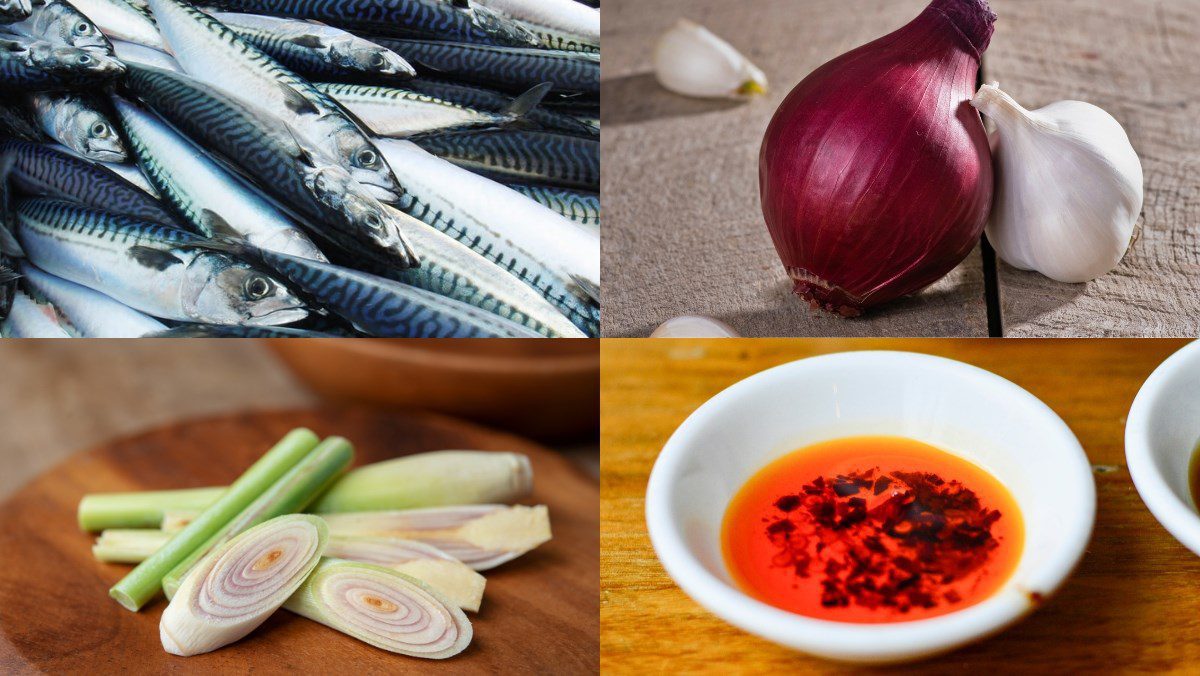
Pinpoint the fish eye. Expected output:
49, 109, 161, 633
78, 54, 92, 65
91, 122, 109, 137
244, 275, 273, 300
76, 22, 92, 34
369, 53, 385, 67
364, 213, 382, 229
356, 148, 378, 167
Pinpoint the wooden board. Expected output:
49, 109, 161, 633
601, 338, 1200, 673
985, 0, 1200, 337
600, 0, 989, 338
0, 408, 598, 675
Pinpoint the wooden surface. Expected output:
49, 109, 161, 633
0, 342, 599, 501
600, 0, 1200, 337
600, 0, 988, 338
985, 0, 1200, 336
600, 339, 1200, 672
0, 408, 599, 675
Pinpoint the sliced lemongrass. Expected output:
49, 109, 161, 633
160, 514, 328, 656
161, 510, 196, 534
93, 529, 172, 563
321, 505, 552, 571
85, 451, 534, 530
326, 537, 486, 612
284, 558, 472, 659
161, 437, 354, 599
109, 428, 321, 611
79, 486, 225, 531
310, 451, 533, 513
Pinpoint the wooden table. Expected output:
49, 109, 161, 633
600, 0, 1200, 337
601, 339, 1200, 672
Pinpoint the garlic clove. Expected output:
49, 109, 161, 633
650, 315, 740, 338
653, 19, 767, 99
971, 83, 1143, 284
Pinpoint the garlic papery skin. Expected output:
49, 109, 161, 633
971, 83, 1143, 283
653, 19, 767, 99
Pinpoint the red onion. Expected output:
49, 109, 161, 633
759, 0, 995, 316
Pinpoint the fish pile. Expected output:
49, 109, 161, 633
0, 0, 600, 338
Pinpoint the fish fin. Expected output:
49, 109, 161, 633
128, 245, 183, 271
198, 209, 243, 240
570, 273, 600, 303
502, 83, 551, 119
0, 265, 19, 285
410, 57, 447, 74
277, 82, 320, 116
287, 34, 327, 49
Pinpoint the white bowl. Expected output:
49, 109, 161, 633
1126, 340, 1200, 556
645, 351, 1095, 664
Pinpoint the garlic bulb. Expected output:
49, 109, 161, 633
971, 83, 1143, 283
653, 19, 767, 99
650, 315, 739, 338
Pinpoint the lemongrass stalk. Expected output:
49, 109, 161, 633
326, 537, 486, 612
161, 511, 195, 534
321, 505, 552, 571
82, 451, 534, 531
284, 558, 472, 659
109, 428, 321, 611
161, 514, 328, 656
93, 529, 172, 563
310, 451, 532, 513
161, 437, 354, 599
79, 487, 226, 531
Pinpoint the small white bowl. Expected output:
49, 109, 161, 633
1126, 340, 1200, 556
645, 351, 1095, 664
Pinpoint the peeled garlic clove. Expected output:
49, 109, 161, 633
971, 83, 1143, 283
650, 315, 739, 338
653, 19, 767, 99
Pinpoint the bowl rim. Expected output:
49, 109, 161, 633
644, 350, 1095, 663
1125, 340, 1200, 556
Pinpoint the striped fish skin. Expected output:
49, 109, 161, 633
1, 0, 114, 55
1, 139, 177, 224
316, 82, 511, 138
68, 0, 164, 48
381, 205, 585, 338
254, 248, 543, 338
147, 322, 330, 337
414, 129, 599, 191
111, 39, 183, 71
507, 183, 598, 228
375, 137, 599, 336
146, 0, 402, 203
15, 197, 311, 325
0, 36, 125, 88
30, 91, 128, 162
122, 64, 418, 269
405, 77, 596, 138
113, 96, 328, 262
0, 0, 31, 24
1, 289, 71, 337
209, 12, 415, 80
376, 38, 599, 98
203, 0, 539, 48
19, 261, 168, 336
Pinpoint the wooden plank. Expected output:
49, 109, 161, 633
600, 0, 989, 337
601, 338, 1196, 672
986, 0, 1200, 336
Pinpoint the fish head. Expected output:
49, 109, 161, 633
330, 41, 416, 78
326, 130, 401, 203
305, 166, 416, 266
39, 47, 126, 80
70, 111, 127, 163
462, 4, 540, 47
186, 253, 310, 326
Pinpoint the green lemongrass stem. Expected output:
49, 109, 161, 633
310, 451, 532, 513
109, 428, 321, 611
326, 537, 486, 612
93, 529, 172, 563
284, 558, 472, 659
80, 451, 533, 531
321, 505, 552, 571
161, 437, 354, 599
79, 487, 226, 531
161, 515, 328, 657
161, 511, 195, 533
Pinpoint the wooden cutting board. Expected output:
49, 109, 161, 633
0, 408, 598, 675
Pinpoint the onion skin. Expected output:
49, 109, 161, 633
759, 0, 995, 316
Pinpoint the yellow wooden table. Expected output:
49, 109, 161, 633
601, 339, 1200, 672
